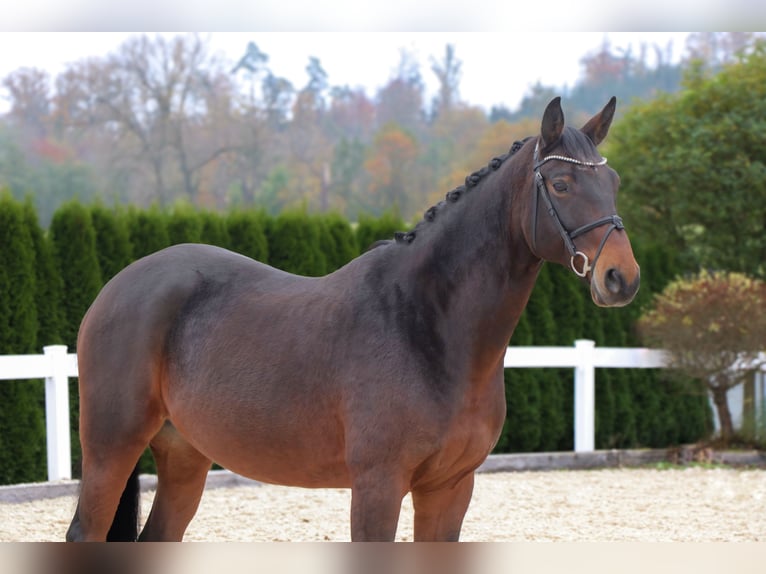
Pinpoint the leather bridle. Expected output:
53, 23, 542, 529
531, 141, 625, 278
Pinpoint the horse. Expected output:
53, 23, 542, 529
66, 97, 640, 542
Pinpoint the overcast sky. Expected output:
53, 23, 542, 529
0, 32, 691, 114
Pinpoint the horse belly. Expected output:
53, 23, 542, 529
166, 381, 352, 489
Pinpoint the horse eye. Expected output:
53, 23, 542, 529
553, 181, 568, 193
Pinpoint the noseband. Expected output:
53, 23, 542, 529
531, 142, 625, 277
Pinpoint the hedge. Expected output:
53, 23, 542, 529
0, 198, 712, 484
0, 193, 46, 483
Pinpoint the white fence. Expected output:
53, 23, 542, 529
0, 345, 77, 482
1, 340, 669, 482
504, 340, 668, 452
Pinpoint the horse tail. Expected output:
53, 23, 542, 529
106, 464, 141, 541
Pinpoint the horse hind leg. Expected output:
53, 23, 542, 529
138, 422, 212, 542
66, 431, 157, 542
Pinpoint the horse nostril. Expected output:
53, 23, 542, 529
605, 268, 624, 294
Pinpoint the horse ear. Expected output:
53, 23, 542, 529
540, 97, 564, 149
581, 96, 617, 146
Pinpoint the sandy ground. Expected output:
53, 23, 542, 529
2, 467, 765, 542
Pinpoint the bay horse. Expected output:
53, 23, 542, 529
66, 97, 639, 542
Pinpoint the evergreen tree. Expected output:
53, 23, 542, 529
226, 209, 270, 263
90, 203, 133, 282
266, 209, 327, 276
317, 216, 338, 273
49, 200, 103, 478
0, 193, 46, 484
48, 201, 103, 350
581, 302, 617, 448
355, 210, 404, 252
525, 265, 566, 451
199, 210, 230, 247
166, 204, 203, 245
321, 213, 359, 271
23, 200, 63, 348
548, 264, 588, 450
126, 206, 170, 260
500, 312, 542, 452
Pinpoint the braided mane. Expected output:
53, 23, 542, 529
386, 137, 533, 246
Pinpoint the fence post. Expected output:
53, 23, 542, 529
44, 345, 71, 481
574, 339, 596, 452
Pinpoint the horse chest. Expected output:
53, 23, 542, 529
409, 379, 506, 488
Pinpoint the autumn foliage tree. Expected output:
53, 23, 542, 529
638, 271, 766, 442
364, 124, 419, 215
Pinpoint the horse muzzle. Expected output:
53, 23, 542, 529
590, 263, 640, 307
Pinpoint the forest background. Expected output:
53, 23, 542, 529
0, 32, 754, 226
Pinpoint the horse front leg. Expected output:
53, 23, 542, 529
349, 466, 408, 541
411, 472, 475, 541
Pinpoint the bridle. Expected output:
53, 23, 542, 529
531, 141, 625, 278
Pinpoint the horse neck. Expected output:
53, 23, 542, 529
389, 151, 542, 377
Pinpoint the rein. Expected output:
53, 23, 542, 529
531, 141, 625, 277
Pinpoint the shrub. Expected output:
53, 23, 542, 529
639, 270, 766, 443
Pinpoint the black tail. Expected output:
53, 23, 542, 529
106, 465, 141, 541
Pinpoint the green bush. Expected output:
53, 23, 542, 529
199, 210, 230, 247
23, 200, 63, 348
166, 203, 203, 245
48, 201, 102, 351
90, 203, 133, 282
126, 205, 170, 260
0, 193, 47, 483
319, 213, 359, 272
266, 209, 327, 276
355, 210, 404, 252
226, 209, 269, 263
0, 204, 718, 484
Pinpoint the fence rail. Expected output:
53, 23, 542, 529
1, 340, 669, 482
0, 346, 77, 482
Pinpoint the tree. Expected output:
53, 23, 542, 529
199, 210, 230, 247
330, 137, 368, 217
524, 265, 566, 451
355, 210, 404, 252
328, 87, 376, 143
126, 205, 170, 260
166, 203, 203, 245
261, 72, 295, 129
55, 33, 238, 206
229, 40, 279, 208
226, 208, 269, 262
319, 213, 359, 272
23, 200, 63, 347
90, 203, 133, 281
608, 40, 766, 277
47, 200, 104, 479
266, 209, 327, 276
684, 33, 759, 70
376, 49, 426, 135
48, 200, 103, 350
638, 271, 766, 443
0, 193, 46, 484
501, 312, 541, 452
2, 67, 51, 139
286, 58, 333, 212
365, 124, 419, 216
430, 44, 462, 117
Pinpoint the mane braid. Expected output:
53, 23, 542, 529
392, 138, 532, 245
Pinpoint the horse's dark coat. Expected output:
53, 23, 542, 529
67, 97, 639, 542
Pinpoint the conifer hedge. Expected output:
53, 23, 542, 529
0, 193, 46, 484
0, 199, 713, 484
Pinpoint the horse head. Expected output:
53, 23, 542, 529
524, 97, 640, 307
